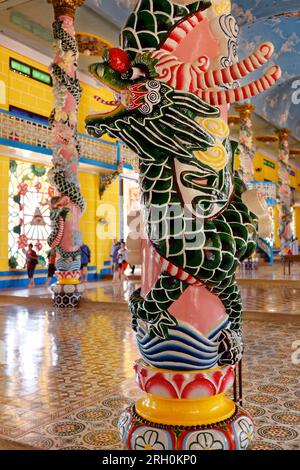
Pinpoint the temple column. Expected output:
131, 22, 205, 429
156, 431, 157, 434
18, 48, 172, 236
48, 0, 86, 307
234, 103, 256, 184
276, 128, 292, 250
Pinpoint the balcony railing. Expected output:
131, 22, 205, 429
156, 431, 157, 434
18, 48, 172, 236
0, 109, 138, 169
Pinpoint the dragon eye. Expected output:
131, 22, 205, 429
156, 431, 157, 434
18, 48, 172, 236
96, 64, 104, 78
129, 66, 147, 80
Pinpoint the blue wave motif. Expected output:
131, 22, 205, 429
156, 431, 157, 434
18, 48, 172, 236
137, 319, 228, 371
56, 259, 81, 271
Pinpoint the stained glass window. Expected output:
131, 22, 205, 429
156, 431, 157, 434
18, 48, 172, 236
8, 160, 54, 269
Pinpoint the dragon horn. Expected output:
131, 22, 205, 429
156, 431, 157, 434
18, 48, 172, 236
197, 65, 282, 106
197, 42, 275, 90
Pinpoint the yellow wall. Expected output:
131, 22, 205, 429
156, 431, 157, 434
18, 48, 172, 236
294, 207, 300, 243
273, 205, 280, 248
96, 178, 120, 271
78, 172, 120, 272
78, 171, 98, 266
252, 152, 278, 182
0, 45, 52, 115
0, 44, 115, 141
0, 156, 9, 270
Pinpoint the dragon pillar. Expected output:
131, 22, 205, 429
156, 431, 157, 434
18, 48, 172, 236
276, 128, 292, 250
48, 0, 86, 307
85, 0, 281, 450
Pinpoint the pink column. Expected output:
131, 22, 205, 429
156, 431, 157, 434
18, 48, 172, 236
276, 128, 292, 250
234, 103, 256, 184
48, 0, 86, 307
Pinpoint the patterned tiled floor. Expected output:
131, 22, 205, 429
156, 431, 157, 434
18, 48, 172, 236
1, 278, 300, 317
0, 298, 299, 450
237, 261, 300, 281
241, 286, 300, 314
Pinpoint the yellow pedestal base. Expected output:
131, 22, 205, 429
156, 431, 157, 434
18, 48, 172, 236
136, 393, 235, 426
58, 278, 79, 285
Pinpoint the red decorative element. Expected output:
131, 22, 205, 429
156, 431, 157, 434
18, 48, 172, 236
55, 270, 81, 280
212, 370, 223, 386
17, 234, 28, 250
19, 218, 24, 226
145, 374, 178, 398
35, 182, 42, 192
172, 374, 185, 395
219, 367, 235, 394
181, 376, 216, 398
134, 360, 236, 399
128, 83, 149, 110
109, 48, 131, 74
18, 182, 28, 196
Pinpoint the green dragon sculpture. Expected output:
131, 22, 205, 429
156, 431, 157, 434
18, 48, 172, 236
85, 0, 279, 367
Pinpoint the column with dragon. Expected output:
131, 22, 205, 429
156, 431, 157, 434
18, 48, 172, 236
48, 0, 86, 308
85, 0, 281, 450
276, 129, 293, 250
234, 103, 256, 184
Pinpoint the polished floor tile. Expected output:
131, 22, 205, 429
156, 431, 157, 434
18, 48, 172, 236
0, 299, 299, 450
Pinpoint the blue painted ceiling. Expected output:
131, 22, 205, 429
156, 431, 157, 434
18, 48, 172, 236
231, 0, 300, 140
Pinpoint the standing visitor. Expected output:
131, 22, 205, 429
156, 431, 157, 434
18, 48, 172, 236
45, 248, 56, 287
80, 243, 91, 282
25, 243, 38, 287
118, 241, 129, 282
110, 238, 120, 282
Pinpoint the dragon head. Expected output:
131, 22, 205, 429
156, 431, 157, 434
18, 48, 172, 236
85, 0, 280, 220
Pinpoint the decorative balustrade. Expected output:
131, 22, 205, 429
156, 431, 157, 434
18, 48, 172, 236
120, 143, 139, 170
0, 109, 139, 168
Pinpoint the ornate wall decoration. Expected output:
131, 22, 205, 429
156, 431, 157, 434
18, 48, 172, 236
99, 162, 123, 199
85, 0, 281, 450
8, 160, 54, 269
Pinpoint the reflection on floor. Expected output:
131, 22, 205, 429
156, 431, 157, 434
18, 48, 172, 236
0, 299, 299, 450
237, 261, 300, 282
1, 277, 300, 320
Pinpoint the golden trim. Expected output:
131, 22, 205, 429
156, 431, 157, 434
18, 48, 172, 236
48, 0, 85, 18
136, 393, 236, 426
58, 278, 79, 285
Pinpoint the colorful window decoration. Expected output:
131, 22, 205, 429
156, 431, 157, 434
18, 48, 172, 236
8, 160, 55, 269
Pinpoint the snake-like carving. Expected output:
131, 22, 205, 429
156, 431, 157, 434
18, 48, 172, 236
48, 18, 85, 278
85, 0, 280, 367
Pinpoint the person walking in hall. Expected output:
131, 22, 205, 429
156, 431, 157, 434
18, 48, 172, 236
45, 248, 56, 288
80, 243, 91, 282
110, 238, 120, 282
25, 243, 38, 287
117, 241, 129, 282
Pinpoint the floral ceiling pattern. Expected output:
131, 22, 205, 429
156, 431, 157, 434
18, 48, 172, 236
86, 0, 300, 140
